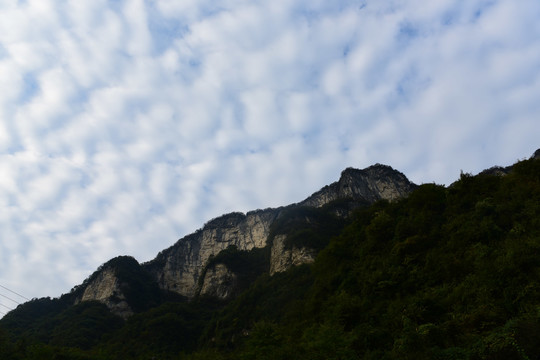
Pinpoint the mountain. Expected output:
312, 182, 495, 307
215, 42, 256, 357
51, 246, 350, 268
2, 150, 540, 360
71, 164, 417, 317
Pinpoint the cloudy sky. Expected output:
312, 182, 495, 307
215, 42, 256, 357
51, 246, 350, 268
0, 0, 539, 309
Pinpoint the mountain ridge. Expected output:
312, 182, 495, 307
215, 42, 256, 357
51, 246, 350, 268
70, 163, 416, 317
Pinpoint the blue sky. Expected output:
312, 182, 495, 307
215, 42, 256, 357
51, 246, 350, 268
0, 0, 539, 309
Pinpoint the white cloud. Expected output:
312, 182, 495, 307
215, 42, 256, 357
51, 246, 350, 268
123, 0, 152, 56
0, 0, 539, 306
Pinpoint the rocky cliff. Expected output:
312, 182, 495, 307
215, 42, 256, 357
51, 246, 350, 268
76, 164, 417, 315
143, 208, 280, 298
75, 266, 133, 319
143, 164, 416, 300
269, 234, 317, 275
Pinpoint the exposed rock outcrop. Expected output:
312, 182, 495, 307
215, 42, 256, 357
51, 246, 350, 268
479, 166, 512, 177
299, 165, 417, 208
269, 235, 317, 275
75, 267, 133, 319
198, 264, 238, 299
144, 209, 280, 298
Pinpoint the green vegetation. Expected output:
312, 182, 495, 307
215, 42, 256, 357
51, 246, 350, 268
2, 158, 540, 359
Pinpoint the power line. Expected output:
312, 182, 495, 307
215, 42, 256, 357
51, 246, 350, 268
0, 303, 12, 310
0, 292, 20, 305
0, 284, 30, 301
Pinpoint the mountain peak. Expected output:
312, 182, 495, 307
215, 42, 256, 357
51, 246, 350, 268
300, 164, 417, 207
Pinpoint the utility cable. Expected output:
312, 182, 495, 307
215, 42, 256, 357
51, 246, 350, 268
0, 303, 12, 310
0, 292, 19, 305
0, 284, 30, 301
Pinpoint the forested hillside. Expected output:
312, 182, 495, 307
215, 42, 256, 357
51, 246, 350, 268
1, 157, 540, 359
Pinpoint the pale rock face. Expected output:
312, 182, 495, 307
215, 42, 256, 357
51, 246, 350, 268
270, 235, 317, 275
147, 209, 280, 298
77, 268, 133, 319
199, 264, 238, 299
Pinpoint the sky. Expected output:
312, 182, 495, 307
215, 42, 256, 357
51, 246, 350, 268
0, 0, 539, 310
